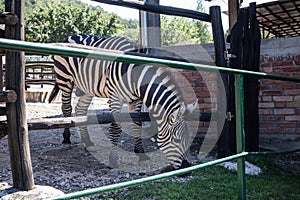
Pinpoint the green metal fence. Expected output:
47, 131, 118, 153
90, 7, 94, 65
0, 38, 299, 200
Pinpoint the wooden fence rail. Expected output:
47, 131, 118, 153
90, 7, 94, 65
0, 111, 213, 139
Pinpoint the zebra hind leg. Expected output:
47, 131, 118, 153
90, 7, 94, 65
61, 90, 74, 149
108, 122, 122, 168
132, 121, 150, 164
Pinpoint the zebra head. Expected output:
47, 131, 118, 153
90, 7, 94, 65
157, 100, 197, 170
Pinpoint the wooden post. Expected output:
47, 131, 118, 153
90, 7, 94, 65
228, 0, 239, 32
5, 0, 34, 190
228, 3, 260, 153
210, 6, 230, 158
244, 3, 260, 151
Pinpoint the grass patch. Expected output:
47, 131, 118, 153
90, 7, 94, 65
110, 155, 300, 200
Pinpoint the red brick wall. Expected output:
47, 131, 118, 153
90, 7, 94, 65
166, 40, 300, 137
259, 55, 300, 135
174, 54, 300, 137
173, 69, 218, 136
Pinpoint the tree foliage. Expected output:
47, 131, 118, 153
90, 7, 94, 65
0, 0, 4, 12
25, 0, 122, 42
161, 0, 211, 45
117, 18, 140, 44
161, 16, 211, 45
0, 0, 212, 45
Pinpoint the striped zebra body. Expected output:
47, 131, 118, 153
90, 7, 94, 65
52, 34, 196, 170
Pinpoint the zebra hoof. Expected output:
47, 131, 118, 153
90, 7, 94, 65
109, 152, 119, 169
108, 159, 118, 169
163, 160, 192, 177
138, 154, 150, 164
177, 160, 192, 177
180, 160, 191, 169
85, 145, 98, 152
62, 143, 71, 149
83, 141, 95, 148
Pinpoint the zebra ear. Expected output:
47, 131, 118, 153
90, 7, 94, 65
169, 101, 196, 123
179, 102, 187, 117
169, 107, 180, 124
184, 100, 197, 116
169, 103, 186, 124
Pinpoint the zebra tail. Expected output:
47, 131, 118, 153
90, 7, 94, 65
48, 83, 60, 103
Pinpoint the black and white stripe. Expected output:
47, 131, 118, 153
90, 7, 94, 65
51, 34, 196, 170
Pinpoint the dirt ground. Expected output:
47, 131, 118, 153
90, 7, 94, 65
0, 100, 300, 199
0, 101, 200, 199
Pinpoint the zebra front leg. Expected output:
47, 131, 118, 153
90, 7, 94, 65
129, 101, 150, 163
132, 121, 150, 163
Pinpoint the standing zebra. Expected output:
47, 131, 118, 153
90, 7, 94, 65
49, 34, 197, 170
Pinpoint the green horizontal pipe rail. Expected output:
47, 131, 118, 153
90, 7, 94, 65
249, 148, 300, 156
48, 148, 300, 200
48, 152, 249, 200
0, 38, 300, 83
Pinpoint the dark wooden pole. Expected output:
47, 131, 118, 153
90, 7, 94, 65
5, 0, 34, 190
244, 3, 260, 151
227, 9, 245, 154
228, 3, 260, 153
210, 6, 230, 158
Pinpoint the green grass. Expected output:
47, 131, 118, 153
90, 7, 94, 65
109, 156, 300, 200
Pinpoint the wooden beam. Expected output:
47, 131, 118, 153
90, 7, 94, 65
92, 0, 211, 22
0, 90, 17, 103
5, 0, 34, 191
0, 12, 19, 25
0, 112, 214, 139
26, 112, 213, 130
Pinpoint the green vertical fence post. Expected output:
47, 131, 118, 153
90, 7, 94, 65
235, 74, 246, 200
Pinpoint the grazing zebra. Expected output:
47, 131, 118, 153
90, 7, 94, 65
49, 34, 197, 170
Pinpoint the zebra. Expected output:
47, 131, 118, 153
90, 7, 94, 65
49, 34, 197, 170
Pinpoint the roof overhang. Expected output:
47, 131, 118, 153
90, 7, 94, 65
255, 0, 300, 38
